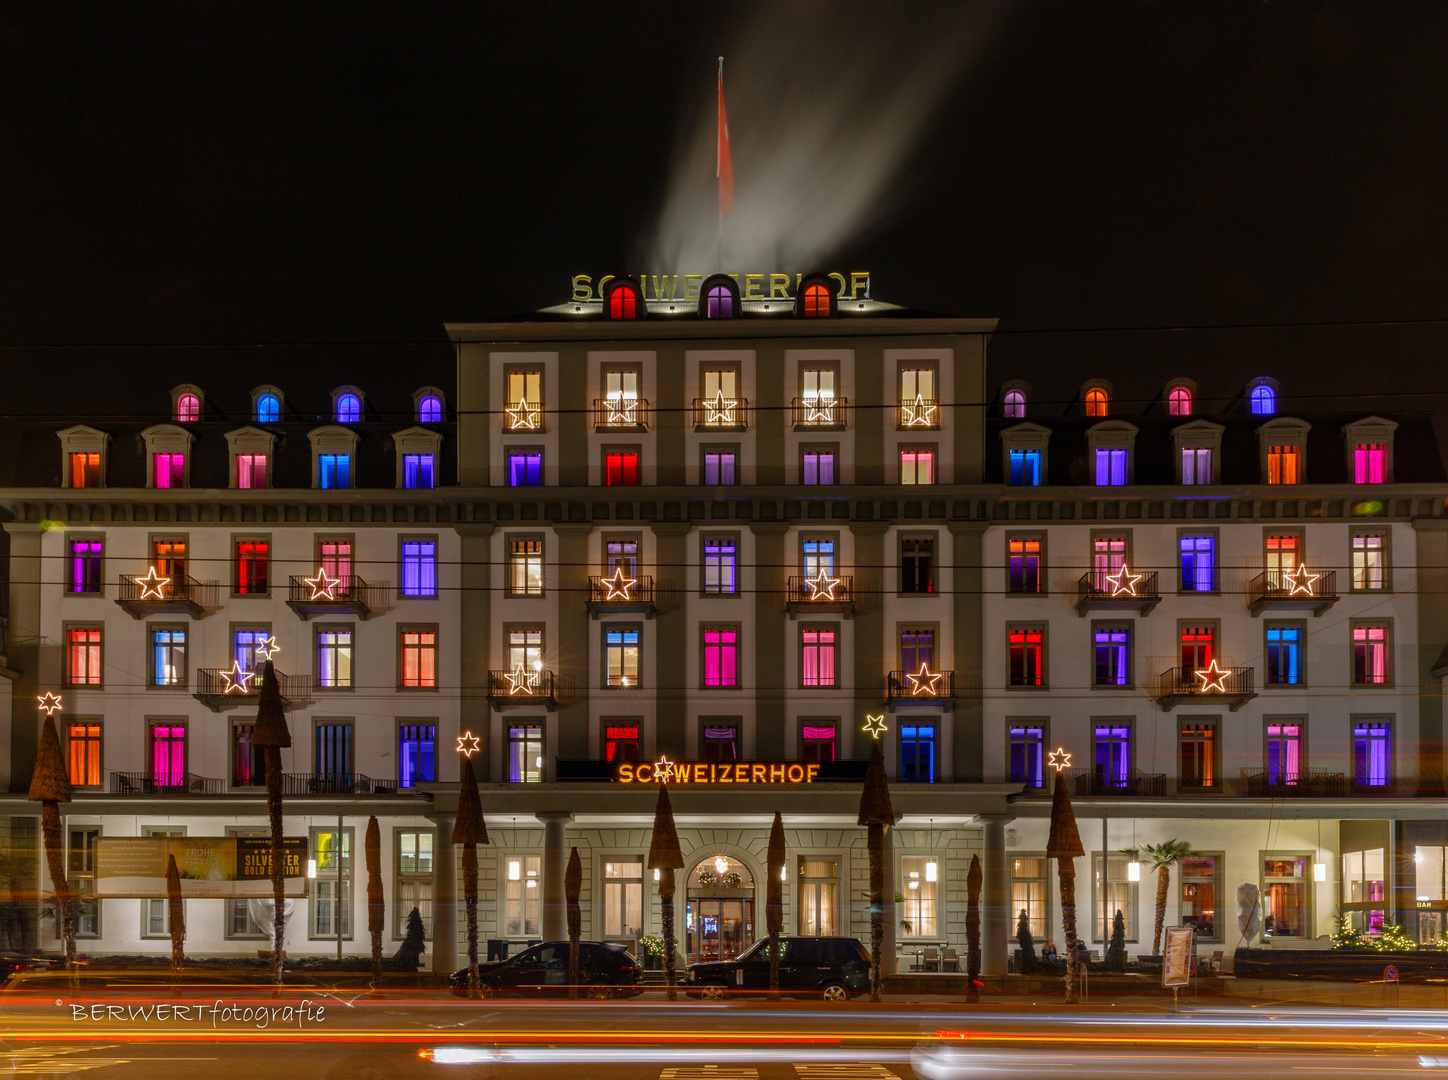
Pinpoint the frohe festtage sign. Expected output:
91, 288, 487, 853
571, 272, 871, 303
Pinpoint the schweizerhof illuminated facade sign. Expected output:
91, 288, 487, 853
571, 271, 871, 303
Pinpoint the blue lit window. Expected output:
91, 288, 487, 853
1251, 384, 1276, 416
1010, 725, 1044, 788
337, 393, 361, 424
418, 395, 443, 423
318, 454, 350, 489
1094, 627, 1130, 686
1094, 724, 1131, 787
403, 453, 434, 490
401, 540, 437, 598
152, 628, 187, 687
508, 452, 541, 487
1009, 449, 1041, 486
257, 393, 280, 423
900, 724, 937, 783
399, 724, 436, 788
1266, 624, 1302, 685
1094, 448, 1127, 486
1353, 721, 1390, 787
1179, 535, 1216, 592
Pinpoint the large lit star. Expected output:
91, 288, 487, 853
901, 392, 937, 428
604, 397, 637, 426
455, 730, 481, 757
907, 663, 944, 697
1285, 563, 1322, 597
1195, 659, 1232, 693
506, 396, 541, 431
653, 755, 676, 783
600, 566, 636, 601
803, 397, 836, 424
135, 565, 170, 600
304, 565, 339, 601
1048, 747, 1072, 772
703, 390, 736, 426
504, 664, 538, 695
1104, 565, 1143, 597
256, 636, 280, 661
862, 714, 888, 740
804, 567, 841, 601
219, 659, 251, 694
37, 692, 63, 717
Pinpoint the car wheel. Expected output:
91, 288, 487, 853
700, 982, 728, 1001
821, 983, 849, 1003
587, 985, 615, 1001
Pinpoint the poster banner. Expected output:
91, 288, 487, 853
1162, 925, 1195, 988
94, 837, 309, 898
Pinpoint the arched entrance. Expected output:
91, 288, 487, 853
685, 854, 755, 962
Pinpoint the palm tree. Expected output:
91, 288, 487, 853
1135, 840, 1194, 955
28, 712, 74, 963
252, 662, 292, 985
857, 742, 894, 1003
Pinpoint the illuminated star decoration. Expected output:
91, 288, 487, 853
907, 663, 944, 697
455, 730, 481, 757
803, 397, 836, 424
304, 565, 339, 601
704, 390, 736, 426
506, 396, 541, 431
862, 714, 888, 740
256, 636, 280, 661
504, 663, 539, 695
37, 692, 63, 717
1195, 659, 1232, 693
604, 397, 637, 426
901, 392, 937, 427
600, 566, 636, 601
1048, 747, 1072, 772
219, 659, 251, 694
1285, 563, 1322, 597
1104, 565, 1143, 597
804, 567, 841, 601
135, 565, 170, 600
652, 755, 675, 783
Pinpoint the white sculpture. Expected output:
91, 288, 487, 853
1236, 883, 1262, 942
247, 898, 295, 944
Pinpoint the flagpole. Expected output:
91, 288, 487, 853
717, 56, 724, 274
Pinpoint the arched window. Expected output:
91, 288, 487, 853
257, 393, 280, 423
609, 283, 639, 319
1003, 390, 1026, 419
418, 395, 442, 423
803, 283, 830, 317
337, 393, 361, 424
1169, 387, 1192, 416
1085, 388, 1108, 417
706, 284, 733, 319
1251, 385, 1276, 416
175, 393, 200, 422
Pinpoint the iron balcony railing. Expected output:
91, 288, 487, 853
1077, 569, 1160, 603
110, 771, 226, 795
692, 397, 749, 430
895, 396, 940, 429
592, 398, 652, 430
886, 668, 955, 700
194, 666, 313, 705
487, 668, 558, 701
281, 773, 390, 795
1156, 665, 1256, 699
787, 574, 855, 605
1237, 768, 1349, 798
117, 574, 219, 607
1248, 568, 1338, 605
1069, 767, 1168, 798
791, 397, 849, 428
587, 574, 655, 605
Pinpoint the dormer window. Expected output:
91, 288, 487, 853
252, 385, 283, 423
1343, 417, 1397, 484
1249, 379, 1278, 416
606, 279, 640, 320
171, 384, 203, 423
58, 426, 110, 489
225, 427, 276, 490
1256, 416, 1310, 484
335, 389, 362, 424
796, 274, 837, 318
1173, 420, 1224, 485
1086, 421, 1138, 486
1000, 423, 1050, 487
393, 427, 444, 490
707, 285, 732, 318
309, 426, 360, 490
803, 283, 829, 316
1004, 390, 1026, 418
1169, 388, 1192, 415
1085, 388, 1108, 417
415, 388, 445, 424
141, 425, 194, 489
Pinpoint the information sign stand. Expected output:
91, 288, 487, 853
1162, 925, 1195, 1014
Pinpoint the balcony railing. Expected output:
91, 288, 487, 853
1237, 768, 1349, 798
115, 574, 219, 619
1155, 665, 1257, 711
110, 771, 226, 795
886, 668, 955, 703
585, 574, 656, 618
286, 573, 385, 620
693, 396, 749, 430
1075, 569, 1161, 617
1247, 568, 1339, 617
193, 667, 313, 711
503, 397, 545, 432
487, 668, 559, 710
791, 397, 849, 428
281, 773, 393, 795
593, 397, 651, 431
786, 574, 855, 616
1071, 767, 1168, 798
896, 396, 940, 429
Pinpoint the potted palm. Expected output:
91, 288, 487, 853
1131, 840, 1194, 958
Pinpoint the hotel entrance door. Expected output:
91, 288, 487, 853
685, 855, 756, 962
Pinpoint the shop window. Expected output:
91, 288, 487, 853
235, 539, 268, 595
400, 629, 437, 688
399, 725, 435, 788
1008, 627, 1045, 688
1008, 538, 1041, 594
1009, 725, 1044, 789
67, 722, 102, 787
396, 830, 433, 938
900, 724, 936, 783
1266, 624, 1303, 685
1012, 857, 1048, 940
401, 539, 437, 597
1262, 856, 1307, 938
902, 537, 935, 594
1092, 854, 1138, 943
801, 725, 836, 762
1093, 626, 1129, 687
605, 627, 640, 687
1353, 721, 1391, 786
317, 627, 354, 688
703, 537, 737, 595
1008, 449, 1041, 486
1340, 848, 1386, 936
505, 855, 542, 935
507, 452, 542, 487
604, 724, 640, 762
310, 826, 352, 939
1353, 624, 1389, 685
1094, 724, 1131, 787
801, 627, 836, 688
68, 827, 100, 938
703, 627, 738, 688
508, 538, 544, 597
1266, 721, 1302, 785
1352, 534, 1386, 590
403, 454, 435, 490
901, 855, 938, 936
603, 861, 644, 938
1179, 723, 1217, 788
1179, 535, 1215, 592
507, 724, 543, 783
606, 451, 639, 486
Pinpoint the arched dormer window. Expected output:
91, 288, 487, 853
1085, 387, 1108, 417
1169, 387, 1192, 415
1250, 381, 1277, 416
605, 278, 641, 320
796, 273, 837, 318
1004, 390, 1026, 419
252, 385, 283, 423
171, 384, 203, 422
333, 386, 364, 424
697, 273, 739, 319
415, 388, 445, 423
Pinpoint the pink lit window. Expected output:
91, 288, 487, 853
153, 453, 185, 488
1354, 443, 1386, 484
151, 724, 186, 787
801, 628, 837, 688
1168, 387, 1192, 415
236, 453, 267, 489
802, 725, 836, 762
900, 449, 934, 485
1353, 625, 1388, 685
176, 393, 200, 422
703, 627, 738, 688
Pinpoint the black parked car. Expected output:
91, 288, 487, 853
449, 941, 642, 999
685, 936, 870, 1001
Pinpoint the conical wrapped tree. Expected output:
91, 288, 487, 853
766, 812, 786, 994
857, 741, 894, 1002
1046, 769, 1085, 1003
647, 783, 684, 1000
966, 854, 982, 1003
252, 661, 292, 985
366, 815, 384, 980
565, 847, 582, 999
452, 756, 488, 998
28, 711, 74, 963
166, 854, 185, 975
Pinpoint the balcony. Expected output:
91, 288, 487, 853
1247, 568, 1338, 617
487, 667, 559, 711
1237, 768, 1349, 798
286, 573, 385, 620
109, 771, 226, 795
791, 397, 849, 429
1072, 767, 1168, 798
886, 667, 955, 710
693, 396, 749, 431
281, 773, 396, 795
1075, 569, 1161, 617
585, 573, 656, 619
1155, 664, 1257, 712
503, 397, 545, 433
115, 573, 219, 620
895, 396, 940, 430
786, 573, 855, 618
193, 666, 313, 713
593, 397, 651, 431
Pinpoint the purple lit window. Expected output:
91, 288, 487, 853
703, 628, 738, 687
70, 540, 102, 594
901, 628, 934, 671
1353, 721, 1390, 787
1010, 725, 1044, 788
508, 452, 542, 487
1094, 724, 1131, 787
153, 453, 185, 489
703, 725, 738, 761
706, 284, 733, 319
1094, 448, 1127, 486
1266, 722, 1301, 785
402, 540, 437, 597
404, 454, 435, 490
418, 395, 443, 423
802, 450, 835, 485
1093, 627, 1130, 686
399, 724, 436, 788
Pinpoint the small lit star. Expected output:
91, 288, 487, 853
862, 714, 888, 739
504, 664, 538, 695
804, 567, 841, 601
901, 392, 937, 428
456, 730, 481, 757
653, 755, 676, 783
506, 396, 541, 430
907, 663, 944, 697
1195, 659, 1232, 693
1104, 565, 1143, 597
803, 397, 836, 424
604, 397, 637, 425
704, 390, 736, 426
219, 659, 251, 694
37, 692, 63, 717
1048, 747, 1072, 772
256, 636, 280, 661
600, 566, 636, 601
304, 565, 339, 601
135, 566, 170, 600
1285, 564, 1322, 597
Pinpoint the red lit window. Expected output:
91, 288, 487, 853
69, 452, 101, 488
236, 453, 267, 489
1085, 388, 1108, 417
605, 451, 639, 486
235, 540, 269, 594
605, 725, 640, 762
67, 628, 102, 686
609, 284, 639, 319
803, 283, 830, 317
1180, 626, 1214, 672
1008, 627, 1044, 687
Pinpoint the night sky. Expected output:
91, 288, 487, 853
2, 2, 1446, 423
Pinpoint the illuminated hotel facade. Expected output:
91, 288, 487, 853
3, 272, 1448, 971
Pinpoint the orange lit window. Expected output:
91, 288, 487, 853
401, 629, 437, 688
1085, 388, 1108, 417
609, 284, 638, 319
67, 628, 102, 686
803, 283, 830, 317
1267, 445, 1300, 484
68, 722, 102, 787
69, 452, 101, 488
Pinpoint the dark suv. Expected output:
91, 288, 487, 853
449, 941, 642, 999
685, 936, 870, 1001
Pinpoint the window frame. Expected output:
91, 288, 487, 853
394, 826, 435, 940
397, 720, 438, 788
1006, 622, 1048, 690
1351, 619, 1393, 687
603, 623, 642, 689
1090, 852, 1140, 944
1350, 715, 1394, 788
1011, 854, 1050, 942
1090, 620, 1133, 689
1264, 620, 1307, 688
603, 445, 642, 487
701, 533, 740, 598
799, 622, 840, 690
141, 824, 188, 939
315, 623, 356, 691
1005, 532, 1046, 597
1179, 851, 1225, 944
65, 718, 104, 790
400, 535, 439, 600
1264, 716, 1307, 783
899, 445, 936, 485
308, 823, 355, 941
800, 444, 839, 486
232, 533, 271, 597
148, 623, 189, 689
505, 448, 544, 488
1350, 530, 1392, 592
799, 719, 839, 762
1178, 718, 1220, 790
1000, 423, 1050, 487
601, 717, 643, 764
63, 623, 104, 689
701, 623, 742, 690
898, 722, 938, 784
899, 532, 938, 596
700, 444, 739, 487
1176, 529, 1219, 595
1007, 719, 1048, 790
398, 625, 439, 691
1256, 417, 1311, 484
699, 717, 741, 762
67, 824, 102, 939
898, 853, 940, 937
506, 534, 546, 598
65, 534, 105, 596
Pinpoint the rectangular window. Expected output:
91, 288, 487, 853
69, 539, 103, 594
1008, 627, 1045, 688
703, 627, 738, 688
310, 826, 352, 939
1008, 538, 1042, 594
66, 628, 102, 686
1179, 535, 1215, 592
1180, 855, 1222, 942
1093, 854, 1138, 943
508, 452, 542, 487
1352, 534, 1385, 590
506, 627, 542, 672
318, 454, 350, 489
603, 860, 644, 939
69, 452, 101, 488
900, 449, 934, 485
605, 627, 640, 687
1266, 721, 1303, 784
1353, 624, 1389, 685
1009, 725, 1044, 789
1180, 625, 1215, 672
1265, 533, 1298, 579
703, 368, 738, 402
901, 855, 938, 937
1094, 724, 1131, 787
1180, 723, 1217, 788
702, 724, 738, 761
403, 454, 435, 490
1354, 443, 1386, 484
508, 724, 543, 783
1008, 449, 1041, 486
1354, 721, 1391, 787
151, 627, 187, 687
801, 627, 837, 688
1267, 445, 1300, 484
702, 449, 736, 486
1012, 857, 1048, 940
902, 537, 935, 594
507, 370, 542, 411
802, 537, 835, 578
317, 627, 354, 688
802, 449, 835, 485
1092, 536, 1127, 591
606, 451, 639, 486
1263, 856, 1308, 938
1094, 448, 1127, 486
703, 537, 737, 595
803, 367, 836, 405
401, 629, 437, 689
604, 723, 640, 762
801, 724, 837, 762
1266, 624, 1303, 685
401, 539, 437, 598
900, 724, 937, 783
1093, 626, 1130, 687
235, 538, 269, 595
504, 855, 541, 935
153, 452, 185, 489
231, 628, 269, 682
395, 830, 433, 938
1181, 447, 1212, 485
69, 826, 100, 937
143, 826, 186, 937
150, 724, 186, 786
236, 453, 267, 489
605, 538, 638, 577
233, 723, 262, 787
67, 722, 102, 787
315, 722, 353, 776
798, 858, 839, 936
509, 538, 543, 597
319, 538, 351, 585
901, 627, 934, 671
899, 367, 936, 405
